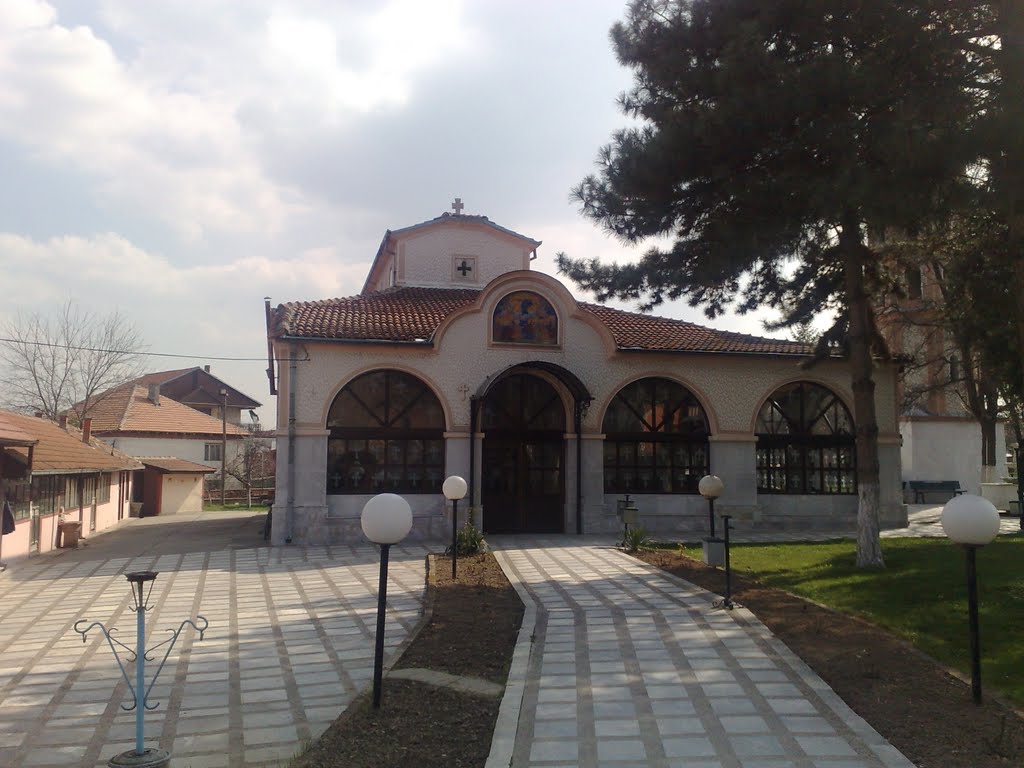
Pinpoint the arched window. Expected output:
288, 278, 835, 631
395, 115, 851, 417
326, 370, 445, 494
602, 378, 709, 494
756, 382, 856, 494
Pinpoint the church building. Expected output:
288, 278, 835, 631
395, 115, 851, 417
265, 204, 905, 544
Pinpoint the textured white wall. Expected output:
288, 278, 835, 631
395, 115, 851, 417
397, 224, 531, 289
902, 419, 1007, 494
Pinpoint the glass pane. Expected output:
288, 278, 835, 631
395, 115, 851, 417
543, 470, 560, 494
808, 471, 823, 493
656, 468, 672, 492
387, 441, 403, 464
636, 469, 654, 492
637, 442, 654, 466
424, 440, 443, 464
407, 440, 423, 464
619, 443, 637, 465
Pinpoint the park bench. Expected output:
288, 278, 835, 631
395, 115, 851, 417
905, 480, 965, 504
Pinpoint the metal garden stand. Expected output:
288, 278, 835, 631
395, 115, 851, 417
74, 571, 208, 768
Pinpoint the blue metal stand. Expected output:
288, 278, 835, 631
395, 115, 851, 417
74, 571, 208, 766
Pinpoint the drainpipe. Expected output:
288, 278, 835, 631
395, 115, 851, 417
286, 342, 297, 544
575, 401, 583, 535
469, 396, 478, 526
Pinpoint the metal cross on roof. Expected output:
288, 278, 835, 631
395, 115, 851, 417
451, 197, 464, 215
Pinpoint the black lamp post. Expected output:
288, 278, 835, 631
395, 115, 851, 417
941, 494, 1000, 705
443, 475, 468, 579
361, 492, 413, 709
698, 474, 724, 566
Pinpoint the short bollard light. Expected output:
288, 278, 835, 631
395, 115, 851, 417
361, 493, 413, 709
941, 494, 1000, 705
443, 475, 468, 580
698, 474, 725, 566
74, 571, 208, 768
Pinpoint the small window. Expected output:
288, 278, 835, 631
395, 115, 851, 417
196, 407, 213, 416
205, 443, 223, 461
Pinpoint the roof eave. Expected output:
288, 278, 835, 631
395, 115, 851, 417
277, 334, 435, 347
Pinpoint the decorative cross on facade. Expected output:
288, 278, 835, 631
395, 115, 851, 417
456, 259, 472, 276
458, 383, 470, 401
451, 197, 464, 215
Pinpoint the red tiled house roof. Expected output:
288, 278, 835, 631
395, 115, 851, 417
272, 287, 814, 356
84, 385, 249, 438
0, 410, 141, 474
139, 457, 217, 474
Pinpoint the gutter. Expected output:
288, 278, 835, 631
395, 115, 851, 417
286, 341, 297, 544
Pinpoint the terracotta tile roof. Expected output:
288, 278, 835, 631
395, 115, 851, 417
580, 304, 812, 355
0, 413, 38, 447
273, 287, 813, 356
139, 457, 217, 474
275, 287, 480, 341
83, 385, 249, 437
0, 410, 141, 473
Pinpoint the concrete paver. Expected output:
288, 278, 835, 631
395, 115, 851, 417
0, 511, 428, 768
492, 538, 916, 768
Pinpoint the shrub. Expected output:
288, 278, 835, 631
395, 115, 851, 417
445, 520, 487, 556
622, 526, 652, 553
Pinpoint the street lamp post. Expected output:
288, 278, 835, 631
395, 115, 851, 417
941, 493, 1001, 705
443, 475, 468, 580
698, 474, 725, 566
361, 493, 413, 709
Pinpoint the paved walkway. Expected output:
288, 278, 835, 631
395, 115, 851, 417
0, 511, 428, 768
492, 539, 915, 768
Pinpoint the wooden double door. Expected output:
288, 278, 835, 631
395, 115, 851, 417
481, 374, 565, 534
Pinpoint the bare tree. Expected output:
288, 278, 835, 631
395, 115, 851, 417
0, 301, 146, 421
223, 431, 275, 508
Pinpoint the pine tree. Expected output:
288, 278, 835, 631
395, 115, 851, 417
559, 0, 976, 567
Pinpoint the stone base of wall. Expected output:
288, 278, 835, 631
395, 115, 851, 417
276, 497, 909, 545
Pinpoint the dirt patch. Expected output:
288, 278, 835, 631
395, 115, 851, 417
637, 549, 1024, 768
291, 552, 523, 768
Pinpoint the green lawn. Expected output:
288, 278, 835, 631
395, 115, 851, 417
681, 535, 1024, 705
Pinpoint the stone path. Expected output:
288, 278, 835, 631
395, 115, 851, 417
0, 512, 428, 768
492, 539, 915, 768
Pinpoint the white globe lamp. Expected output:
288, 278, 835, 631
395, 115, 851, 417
443, 475, 468, 579
360, 492, 413, 709
360, 493, 413, 545
941, 493, 1001, 705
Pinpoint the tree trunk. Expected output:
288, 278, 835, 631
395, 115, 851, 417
998, 2, 1024, 402
841, 215, 885, 568
980, 416, 998, 485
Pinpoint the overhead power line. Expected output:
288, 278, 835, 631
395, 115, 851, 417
0, 336, 307, 362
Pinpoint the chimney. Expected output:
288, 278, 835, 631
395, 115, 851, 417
149, 384, 161, 405
82, 418, 92, 444
59, 415, 68, 430
204, 364, 210, 372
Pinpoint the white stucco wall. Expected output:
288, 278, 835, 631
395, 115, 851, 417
272, 269, 904, 544
901, 419, 1008, 495
396, 224, 532, 289
102, 436, 245, 472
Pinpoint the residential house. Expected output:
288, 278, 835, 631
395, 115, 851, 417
0, 409, 141, 562
265, 206, 905, 545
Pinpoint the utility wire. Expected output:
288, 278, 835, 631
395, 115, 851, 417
0, 336, 308, 362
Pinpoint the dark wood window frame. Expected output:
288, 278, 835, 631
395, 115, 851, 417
327, 370, 445, 495
756, 382, 856, 495
602, 378, 710, 494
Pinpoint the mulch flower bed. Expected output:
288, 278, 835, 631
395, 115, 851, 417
290, 553, 522, 768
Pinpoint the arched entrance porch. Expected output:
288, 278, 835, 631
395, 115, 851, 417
470, 363, 592, 534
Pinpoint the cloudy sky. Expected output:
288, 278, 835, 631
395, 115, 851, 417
0, 0, 790, 423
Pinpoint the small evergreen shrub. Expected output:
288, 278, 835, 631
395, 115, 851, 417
445, 520, 487, 556
622, 526, 652, 553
